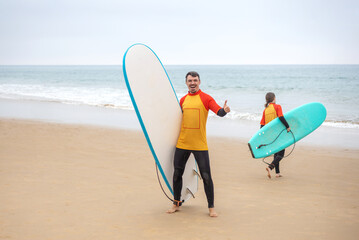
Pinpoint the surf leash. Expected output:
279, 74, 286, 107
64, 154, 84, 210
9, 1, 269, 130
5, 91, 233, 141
261, 129, 296, 165
257, 128, 286, 149
155, 162, 178, 203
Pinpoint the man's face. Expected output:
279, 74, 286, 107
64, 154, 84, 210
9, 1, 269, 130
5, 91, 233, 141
186, 75, 200, 93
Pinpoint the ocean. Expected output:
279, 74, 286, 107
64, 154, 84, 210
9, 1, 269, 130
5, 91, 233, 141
0, 65, 359, 129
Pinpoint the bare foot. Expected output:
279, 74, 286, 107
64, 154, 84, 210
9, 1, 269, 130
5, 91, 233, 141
276, 174, 283, 178
266, 167, 271, 179
166, 205, 180, 214
209, 208, 218, 217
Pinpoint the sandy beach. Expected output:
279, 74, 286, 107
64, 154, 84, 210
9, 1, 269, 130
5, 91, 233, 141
0, 119, 358, 240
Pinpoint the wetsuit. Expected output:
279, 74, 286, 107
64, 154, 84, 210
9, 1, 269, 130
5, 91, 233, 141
260, 103, 290, 174
173, 89, 226, 208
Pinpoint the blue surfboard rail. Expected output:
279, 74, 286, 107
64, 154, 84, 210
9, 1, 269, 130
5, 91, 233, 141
248, 102, 327, 159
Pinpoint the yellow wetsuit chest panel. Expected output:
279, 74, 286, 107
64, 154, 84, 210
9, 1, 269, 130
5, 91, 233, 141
264, 104, 278, 125
176, 94, 209, 151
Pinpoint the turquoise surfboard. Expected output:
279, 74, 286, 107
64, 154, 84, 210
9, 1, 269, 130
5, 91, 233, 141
248, 102, 327, 159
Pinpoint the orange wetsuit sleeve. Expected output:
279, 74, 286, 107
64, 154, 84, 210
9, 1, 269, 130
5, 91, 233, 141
274, 104, 284, 117
199, 92, 221, 114
179, 95, 187, 108
208, 97, 221, 114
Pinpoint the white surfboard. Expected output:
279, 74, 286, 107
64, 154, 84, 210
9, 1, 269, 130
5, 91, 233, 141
122, 43, 198, 202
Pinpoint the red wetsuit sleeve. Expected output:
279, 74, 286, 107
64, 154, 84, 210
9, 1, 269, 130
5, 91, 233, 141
199, 92, 221, 114
260, 110, 265, 125
274, 104, 284, 117
209, 98, 221, 114
179, 95, 187, 109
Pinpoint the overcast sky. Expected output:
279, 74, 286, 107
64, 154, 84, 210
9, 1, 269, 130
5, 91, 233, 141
1, 0, 358, 65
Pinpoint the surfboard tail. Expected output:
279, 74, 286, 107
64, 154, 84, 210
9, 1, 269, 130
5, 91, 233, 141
248, 143, 255, 158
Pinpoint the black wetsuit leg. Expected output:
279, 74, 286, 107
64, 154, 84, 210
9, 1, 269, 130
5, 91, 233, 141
173, 148, 191, 204
270, 149, 285, 174
192, 150, 214, 208
173, 148, 215, 208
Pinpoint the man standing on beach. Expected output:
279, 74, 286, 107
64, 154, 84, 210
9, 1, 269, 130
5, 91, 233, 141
166, 71, 230, 217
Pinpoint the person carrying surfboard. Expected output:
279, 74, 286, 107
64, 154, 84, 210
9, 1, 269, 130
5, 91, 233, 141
166, 71, 230, 217
260, 92, 291, 179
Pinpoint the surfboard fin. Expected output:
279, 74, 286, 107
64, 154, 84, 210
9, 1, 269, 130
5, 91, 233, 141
186, 187, 195, 198
193, 168, 202, 180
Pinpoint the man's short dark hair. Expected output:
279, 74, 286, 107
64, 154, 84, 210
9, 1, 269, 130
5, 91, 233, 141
185, 71, 200, 81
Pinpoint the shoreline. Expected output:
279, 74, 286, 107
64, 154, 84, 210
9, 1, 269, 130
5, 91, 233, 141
1, 117, 357, 154
1, 98, 359, 150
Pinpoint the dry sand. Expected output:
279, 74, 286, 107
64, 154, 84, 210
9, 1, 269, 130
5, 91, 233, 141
1, 119, 359, 240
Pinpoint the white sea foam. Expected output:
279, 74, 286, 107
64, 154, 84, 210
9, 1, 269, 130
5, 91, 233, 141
0, 84, 133, 109
1, 65, 359, 130
1, 84, 358, 129
322, 121, 359, 129
208, 110, 359, 129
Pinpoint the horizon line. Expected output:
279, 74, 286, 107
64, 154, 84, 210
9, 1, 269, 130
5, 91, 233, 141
1, 63, 359, 66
